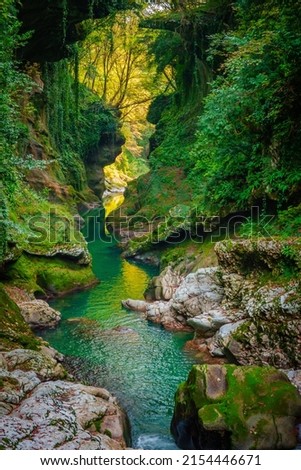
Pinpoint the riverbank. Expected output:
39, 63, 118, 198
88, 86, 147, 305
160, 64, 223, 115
0, 282, 131, 450
121, 236, 301, 449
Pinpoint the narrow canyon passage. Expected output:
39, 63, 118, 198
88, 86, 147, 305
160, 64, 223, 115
41, 207, 195, 449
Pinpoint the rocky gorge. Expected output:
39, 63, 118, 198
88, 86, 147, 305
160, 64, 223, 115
123, 237, 301, 448
1, 0, 301, 453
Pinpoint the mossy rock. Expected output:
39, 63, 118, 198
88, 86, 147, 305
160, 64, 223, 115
0, 284, 40, 351
215, 238, 301, 277
171, 364, 301, 450
5, 253, 96, 296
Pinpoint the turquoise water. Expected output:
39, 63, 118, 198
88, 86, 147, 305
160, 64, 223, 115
41, 209, 195, 449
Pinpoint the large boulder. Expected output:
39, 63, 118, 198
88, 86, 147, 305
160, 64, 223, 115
144, 267, 184, 301
0, 378, 130, 450
24, 246, 91, 266
123, 267, 224, 331
171, 364, 301, 450
216, 283, 301, 368
0, 348, 131, 450
19, 300, 61, 329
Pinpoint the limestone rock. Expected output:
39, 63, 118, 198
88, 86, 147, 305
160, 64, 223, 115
215, 238, 301, 274
0, 352, 130, 450
125, 267, 224, 332
0, 285, 41, 352
18, 0, 127, 62
187, 308, 231, 337
0, 379, 129, 450
145, 266, 184, 301
132, 252, 160, 267
171, 364, 301, 450
122, 299, 148, 312
283, 370, 301, 394
2, 349, 65, 381
246, 285, 301, 319
172, 268, 224, 317
19, 300, 61, 328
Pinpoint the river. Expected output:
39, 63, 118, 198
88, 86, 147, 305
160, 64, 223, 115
40, 207, 195, 449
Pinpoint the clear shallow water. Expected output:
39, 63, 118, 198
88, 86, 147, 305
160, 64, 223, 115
41, 209, 195, 449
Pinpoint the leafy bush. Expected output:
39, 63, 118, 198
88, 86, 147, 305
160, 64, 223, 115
189, 0, 301, 213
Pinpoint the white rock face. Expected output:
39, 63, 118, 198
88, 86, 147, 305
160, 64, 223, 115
123, 267, 224, 331
146, 266, 184, 301
246, 286, 301, 319
19, 300, 61, 328
187, 308, 231, 337
123, 239, 301, 368
0, 350, 129, 450
122, 299, 148, 312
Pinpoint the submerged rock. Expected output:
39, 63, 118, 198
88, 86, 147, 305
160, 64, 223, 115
171, 364, 301, 450
19, 300, 61, 329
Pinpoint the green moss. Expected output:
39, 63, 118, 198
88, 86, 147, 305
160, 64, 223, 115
198, 404, 225, 427
173, 364, 301, 449
104, 429, 112, 438
0, 284, 40, 351
8, 184, 88, 255
86, 417, 103, 433
5, 253, 96, 296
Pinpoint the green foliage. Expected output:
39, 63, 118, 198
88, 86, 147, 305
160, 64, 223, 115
144, 1, 232, 170
0, 0, 33, 263
189, 0, 301, 213
0, 186, 8, 264
43, 59, 120, 190
240, 204, 301, 240
0, 283, 40, 351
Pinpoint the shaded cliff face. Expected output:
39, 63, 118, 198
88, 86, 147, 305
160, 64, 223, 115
18, 0, 130, 62
85, 130, 125, 199
1, 2, 126, 291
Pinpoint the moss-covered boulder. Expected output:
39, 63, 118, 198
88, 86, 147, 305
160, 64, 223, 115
5, 253, 97, 297
171, 364, 301, 450
215, 239, 301, 275
0, 284, 40, 351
